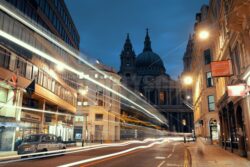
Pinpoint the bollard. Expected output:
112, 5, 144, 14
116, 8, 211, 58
82, 139, 84, 147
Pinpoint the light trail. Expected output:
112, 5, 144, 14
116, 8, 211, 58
0, 30, 165, 124
57, 138, 168, 167
0, 138, 164, 164
0, 1, 157, 116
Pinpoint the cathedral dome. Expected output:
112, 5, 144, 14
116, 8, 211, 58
135, 30, 166, 76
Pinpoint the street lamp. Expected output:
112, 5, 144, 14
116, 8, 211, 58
199, 30, 209, 40
79, 88, 88, 96
183, 75, 193, 86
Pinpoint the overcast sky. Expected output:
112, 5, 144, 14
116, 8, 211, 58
65, 0, 208, 79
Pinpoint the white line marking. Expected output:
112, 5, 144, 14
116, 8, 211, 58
57, 139, 168, 167
157, 160, 165, 167
0, 138, 164, 164
155, 156, 166, 160
172, 145, 175, 153
167, 153, 172, 158
166, 163, 182, 166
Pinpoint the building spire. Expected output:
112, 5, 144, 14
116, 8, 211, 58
143, 28, 152, 52
123, 33, 133, 52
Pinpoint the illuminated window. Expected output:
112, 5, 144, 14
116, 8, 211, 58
83, 101, 88, 106
206, 72, 213, 87
208, 95, 215, 111
0, 87, 8, 103
159, 91, 165, 105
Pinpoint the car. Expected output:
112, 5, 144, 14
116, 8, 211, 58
17, 134, 66, 155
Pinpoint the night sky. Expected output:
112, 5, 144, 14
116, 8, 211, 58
65, 0, 208, 79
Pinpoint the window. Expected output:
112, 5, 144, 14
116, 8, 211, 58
83, 101, 88, 106
9, 54, 16, 71
0, 87, 8, 103
25, 63, 33, 80
206, 72, 213, 87
95, 114, 103, 121
42, 73, 48, 88
231, 44, 241, 75
38, 70, 43, 85
77, 101, 82, 106
159, 91, 165, 105
47, 76, 52, 90
150, 90, 155, 104
97, 99, 103, 106
51, 80, 55, 92
125, 73, 130, 77
208, 95, 215, 111
17, 59, 27, 77
204, 49, 211, 64
0, 47, 10, 69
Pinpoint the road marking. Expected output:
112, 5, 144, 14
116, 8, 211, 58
172, 145, 175, 152
157, 161, 165, 167
0, 138, 164, 164
167, 153, 172, 158
155, 156, 166, 160
57, 139, 168, 167
171, 143, 179, 153
166, 163, 182, 166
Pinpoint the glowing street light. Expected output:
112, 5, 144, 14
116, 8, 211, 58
186, 95, 191, 100
79, 88, 88, 96
183, 76, 193, 86
199, 30, 209, 40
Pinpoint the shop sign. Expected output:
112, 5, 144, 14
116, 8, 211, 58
211, 60, 233, 77
227, 84, 247, 96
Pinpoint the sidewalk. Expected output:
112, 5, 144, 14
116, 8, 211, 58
0, 151, 17, 157
186, 138, 250, 167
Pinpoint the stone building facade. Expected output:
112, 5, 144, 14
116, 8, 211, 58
119, 30, 193, 132
75, 63, 121, 142
190, 0, 250, 159
190, 5, 219, 143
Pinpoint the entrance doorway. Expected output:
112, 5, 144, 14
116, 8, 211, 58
236, 106, 247, 157
209, 119, 218, 143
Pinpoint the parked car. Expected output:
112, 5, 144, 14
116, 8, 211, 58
17, 134, 66, 155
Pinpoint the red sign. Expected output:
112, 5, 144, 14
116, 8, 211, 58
211, 60, 233, 77
8, 74, 18, 88
227, 84, 246, 97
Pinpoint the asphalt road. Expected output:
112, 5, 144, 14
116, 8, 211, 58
1, 140, 186, 167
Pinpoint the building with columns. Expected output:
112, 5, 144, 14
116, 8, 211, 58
119, 30, 193, 132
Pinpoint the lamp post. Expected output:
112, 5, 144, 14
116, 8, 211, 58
198, 30, 210, 40
182, 75, 193, 86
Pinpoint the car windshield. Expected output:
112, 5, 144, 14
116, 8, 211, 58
23, 135, 40, 142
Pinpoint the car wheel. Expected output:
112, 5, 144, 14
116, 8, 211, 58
21, 156, 29, 159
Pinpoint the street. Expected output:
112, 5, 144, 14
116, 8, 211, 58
0, 140, 185, 167
1, 0, 250, 166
